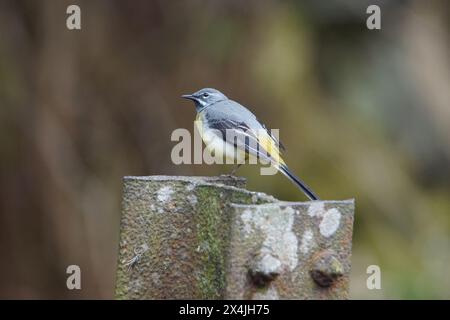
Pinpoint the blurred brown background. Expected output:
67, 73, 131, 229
0, 0, 449, 299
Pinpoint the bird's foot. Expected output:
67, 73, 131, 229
229, 164, 242, 176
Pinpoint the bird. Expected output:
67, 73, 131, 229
182, 88, 319, 201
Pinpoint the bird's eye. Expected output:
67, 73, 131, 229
203, 93, 209, 98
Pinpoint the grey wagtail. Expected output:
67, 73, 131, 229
182, 88, 319, 201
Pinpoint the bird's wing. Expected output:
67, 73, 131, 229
257, 118, 286, 152
206, 117, 285, 166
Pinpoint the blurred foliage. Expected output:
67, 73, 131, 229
0, 0, 449, 298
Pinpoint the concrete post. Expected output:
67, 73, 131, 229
115, 176, 354, 299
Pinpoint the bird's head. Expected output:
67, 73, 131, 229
182, 88, 228, 111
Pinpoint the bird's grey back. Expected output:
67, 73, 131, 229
203, 99, 264, 130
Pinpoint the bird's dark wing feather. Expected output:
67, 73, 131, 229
206, 118, 277, 163
257, 117, 286, 151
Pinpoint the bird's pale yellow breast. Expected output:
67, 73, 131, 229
195, 112, 246, 163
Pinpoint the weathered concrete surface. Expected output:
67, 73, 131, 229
115, 176, 275, 299
226, 201, 354, 299
115, 176, 354, 300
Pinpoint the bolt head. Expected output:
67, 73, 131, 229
249, 254, 282, 287
310, 251, 344, 287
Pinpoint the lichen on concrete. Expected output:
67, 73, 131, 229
300, 229, 315, 255
226, 199, 354, 299
156, 186, 173, 203
319, 208, 341, 238
308, 201, 325, 217
239, 205, 298, 272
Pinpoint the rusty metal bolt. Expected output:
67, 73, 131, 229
310, 251, 344, 287
248, 254, 282, 287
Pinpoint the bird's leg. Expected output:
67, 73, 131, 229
229, 164, 242, 176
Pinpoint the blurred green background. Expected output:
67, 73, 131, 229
0, 0, 449, 299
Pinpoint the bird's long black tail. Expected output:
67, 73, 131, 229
278, 164, 319, 201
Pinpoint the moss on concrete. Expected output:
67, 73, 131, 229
192, 184, 276, 299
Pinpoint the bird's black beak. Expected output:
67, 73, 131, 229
181, 94, 196, 101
